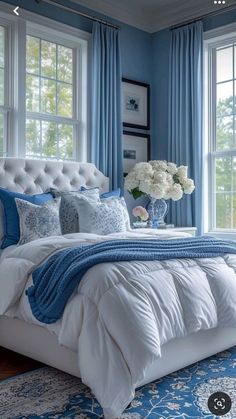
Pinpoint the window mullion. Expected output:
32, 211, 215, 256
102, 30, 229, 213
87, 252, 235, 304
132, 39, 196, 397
26, 111, 78, 125
230, 157, 233, 228
14, 18, 26, 157
78, 43, 87, 162
0, 110, 8, 156
233, 43, 236, 149
212, 150, 236, 157
4, 23, 8, 108
212, 48, 217, 154
4, 21, 14, 157
210, 47, 217, 230
56, 44, 58, 117
39, 38, 42, 114
56, 122, 59, 160
40, 119, 42, 159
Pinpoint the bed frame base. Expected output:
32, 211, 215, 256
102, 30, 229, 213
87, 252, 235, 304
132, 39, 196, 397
0, 316, 79, 377
1, 316, 236, 388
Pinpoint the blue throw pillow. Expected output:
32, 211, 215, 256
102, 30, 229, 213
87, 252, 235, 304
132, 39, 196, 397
80, 187, 121, 199
100, 189, 121, 199
0, 188, 53, 249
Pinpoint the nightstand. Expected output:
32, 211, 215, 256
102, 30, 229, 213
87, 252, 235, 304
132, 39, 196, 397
167, 227, 197, 236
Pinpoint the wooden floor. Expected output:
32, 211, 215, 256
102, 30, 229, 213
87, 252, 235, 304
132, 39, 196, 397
0, 346, 44, 381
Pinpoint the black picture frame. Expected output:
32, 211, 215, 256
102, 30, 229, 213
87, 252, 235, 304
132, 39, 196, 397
122, 78, 150, 130
123, 130, 150, 176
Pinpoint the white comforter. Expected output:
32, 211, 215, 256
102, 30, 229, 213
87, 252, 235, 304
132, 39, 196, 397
1, 229, 236, 418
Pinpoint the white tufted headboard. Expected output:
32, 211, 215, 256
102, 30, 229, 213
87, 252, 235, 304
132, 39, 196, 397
0, 158, 109, 194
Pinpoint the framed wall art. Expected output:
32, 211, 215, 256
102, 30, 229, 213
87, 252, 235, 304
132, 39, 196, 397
122, 78, 150, 130
123, 131, 150, 176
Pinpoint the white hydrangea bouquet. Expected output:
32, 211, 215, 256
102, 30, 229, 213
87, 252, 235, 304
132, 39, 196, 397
124, 160, 195, 200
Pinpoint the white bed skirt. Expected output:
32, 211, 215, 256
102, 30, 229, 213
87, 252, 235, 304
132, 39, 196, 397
1, 316, 236, 388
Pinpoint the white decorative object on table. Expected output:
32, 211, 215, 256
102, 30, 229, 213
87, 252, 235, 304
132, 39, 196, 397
125, 160, 195, 226
132, 205, 149, 228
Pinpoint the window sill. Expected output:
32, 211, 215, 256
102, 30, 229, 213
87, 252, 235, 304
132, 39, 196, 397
206, 230, 236, 241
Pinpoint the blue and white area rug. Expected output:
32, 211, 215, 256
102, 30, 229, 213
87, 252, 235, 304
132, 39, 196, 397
1, 347, 236, 418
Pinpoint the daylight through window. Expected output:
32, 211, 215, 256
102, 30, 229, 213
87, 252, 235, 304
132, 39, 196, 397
0, 25, 6, 156
207, 39, 236, 232
26, 36, 75, 159
0, 8, 87, 161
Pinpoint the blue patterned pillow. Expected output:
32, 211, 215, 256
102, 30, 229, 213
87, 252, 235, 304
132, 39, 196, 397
50, 188, 100, 234
101, 196, 131, 231
0, 188, 53, 249
73, 196, 126, 235
15, 198, 61, 245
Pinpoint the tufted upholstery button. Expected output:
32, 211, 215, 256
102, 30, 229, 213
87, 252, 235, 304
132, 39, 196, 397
0, 158, 109, 196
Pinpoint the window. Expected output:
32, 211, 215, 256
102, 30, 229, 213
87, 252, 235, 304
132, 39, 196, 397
0, 26, 4, 105
0, 5, 88, 161
0, 24, 7, 156
205, 30, 236, 235
26, 35, 75, 159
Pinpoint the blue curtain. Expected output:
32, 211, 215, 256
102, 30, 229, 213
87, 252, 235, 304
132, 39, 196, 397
168, 21, 203, 234
90, 22, 123, 190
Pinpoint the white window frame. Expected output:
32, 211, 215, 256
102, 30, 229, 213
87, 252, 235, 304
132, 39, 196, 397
0, 2, 89, 161
204, 23, 236, 240
0, 12, 14, 156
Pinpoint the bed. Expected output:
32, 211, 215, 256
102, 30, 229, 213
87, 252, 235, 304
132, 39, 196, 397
0, 157, 236, 419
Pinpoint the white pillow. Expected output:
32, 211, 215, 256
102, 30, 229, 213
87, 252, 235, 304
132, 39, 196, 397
15, 197, 61, 244
74, 196, 126, 235
101, 196, 131, 231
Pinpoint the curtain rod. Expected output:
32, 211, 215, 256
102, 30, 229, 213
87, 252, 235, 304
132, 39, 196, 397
34, 0, 120, 30
170, 3, 236, 30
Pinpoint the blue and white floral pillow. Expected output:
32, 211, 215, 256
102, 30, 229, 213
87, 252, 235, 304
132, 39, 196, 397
74, 196, 126, 235
101, 196, 131, 231
15, 198, 61, 245
50, 188, 100, 234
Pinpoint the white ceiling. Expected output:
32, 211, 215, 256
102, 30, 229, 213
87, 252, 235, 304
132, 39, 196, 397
72, 0, 236, 32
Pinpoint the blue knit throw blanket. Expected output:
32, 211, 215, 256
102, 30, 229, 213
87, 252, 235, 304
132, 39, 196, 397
26, 236, 236, 324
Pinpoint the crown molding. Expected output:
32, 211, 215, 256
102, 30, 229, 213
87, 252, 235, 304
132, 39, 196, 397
2, 0, 235, 33
72, 0, 236, 33
204, 22, 236, 43
72, 0, 151, 32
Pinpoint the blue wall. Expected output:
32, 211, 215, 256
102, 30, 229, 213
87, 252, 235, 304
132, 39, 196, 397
151, 8, 236, 160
